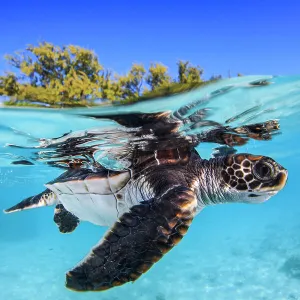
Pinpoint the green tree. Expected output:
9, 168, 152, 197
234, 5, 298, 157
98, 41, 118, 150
145, 63, 172, 91
0, 42, 220, 107
2, 42, 106, 106
117, 63, 146, 100
5, 42, 103, 86
177, 60, 204, 84
99, 70, 122, 101
0, 73, 19, 96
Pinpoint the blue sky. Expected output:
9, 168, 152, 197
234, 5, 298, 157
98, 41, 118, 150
0, 0, 299, 79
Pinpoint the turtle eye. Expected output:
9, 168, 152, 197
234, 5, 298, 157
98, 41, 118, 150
253, 161, 275, 181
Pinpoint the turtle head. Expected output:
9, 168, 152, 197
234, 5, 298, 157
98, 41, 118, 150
219, 153, 288, 204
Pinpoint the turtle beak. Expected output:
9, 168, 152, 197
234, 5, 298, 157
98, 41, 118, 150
272, 168, 288, 192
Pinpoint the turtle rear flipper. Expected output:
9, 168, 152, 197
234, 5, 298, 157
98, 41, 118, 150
54, 204, 80, 233
65, 186, 197, 292
3, 189, 57, 214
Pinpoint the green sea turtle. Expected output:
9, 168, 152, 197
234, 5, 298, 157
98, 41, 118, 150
4, 111, 288, 292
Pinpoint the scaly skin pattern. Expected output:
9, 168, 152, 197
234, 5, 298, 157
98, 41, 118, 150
65, 152, 288, 292
54, 204, 80, 233
3, 189, 57, 213
193, 153, 288, 206
66, 186, 197, 291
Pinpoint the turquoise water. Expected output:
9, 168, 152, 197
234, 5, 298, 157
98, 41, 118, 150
1, 75, 300, 300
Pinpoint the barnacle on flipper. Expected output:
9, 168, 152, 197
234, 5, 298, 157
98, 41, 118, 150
280, 255, 300, 280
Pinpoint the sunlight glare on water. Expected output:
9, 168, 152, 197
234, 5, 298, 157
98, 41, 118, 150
1, 75, 300, 300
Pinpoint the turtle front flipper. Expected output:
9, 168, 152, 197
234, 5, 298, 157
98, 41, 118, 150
65, 186, 197, 292
3, 189, 57, 214
54, 204, 80, 234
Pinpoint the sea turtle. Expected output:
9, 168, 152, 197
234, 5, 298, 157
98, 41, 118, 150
4, 111, 288, 292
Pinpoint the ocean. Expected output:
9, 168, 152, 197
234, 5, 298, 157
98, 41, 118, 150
1, 75, 300, 300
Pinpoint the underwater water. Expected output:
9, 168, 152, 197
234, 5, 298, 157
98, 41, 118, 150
0, 75, 300, 300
